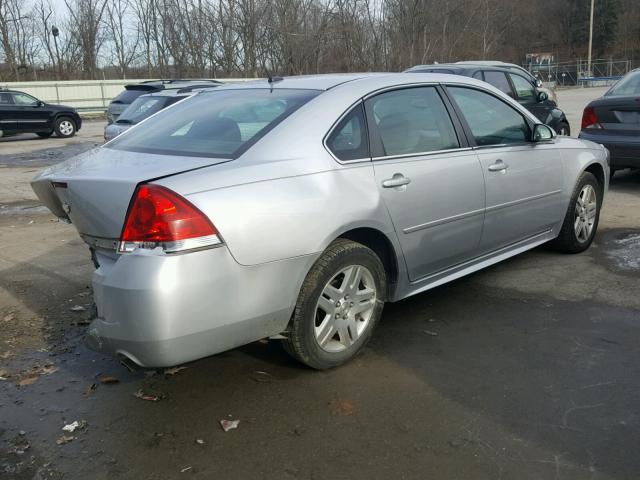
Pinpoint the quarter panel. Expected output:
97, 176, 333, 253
167, 163, 396, 266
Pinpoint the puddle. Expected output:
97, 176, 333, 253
602, 231, 640, 271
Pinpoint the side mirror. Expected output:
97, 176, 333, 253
537, 91, 548, 102
533, 124, 555, 142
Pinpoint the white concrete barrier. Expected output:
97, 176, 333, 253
0, 78, 255, 114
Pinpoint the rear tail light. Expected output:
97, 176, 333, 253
119, 184, 222, 253
581, 106, 602, 130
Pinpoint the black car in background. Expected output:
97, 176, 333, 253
579, 69, 640, 175
406, 64, 571, 135
107, 79, 223, 123
0, 89, 82, 138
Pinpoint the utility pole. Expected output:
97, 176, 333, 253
587, 0, 595, 77
52, 26, 61, 81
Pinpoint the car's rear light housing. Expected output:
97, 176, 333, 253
118, 184, 222, 254
581, 106, 602, 130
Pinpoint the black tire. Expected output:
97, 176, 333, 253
283, 239, 386, 369
557, 122, 570, 136
550, 171, 601, 253
36, 131, 53, 138
54, 117, 76, 138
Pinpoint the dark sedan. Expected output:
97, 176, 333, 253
579, 69, 640, 175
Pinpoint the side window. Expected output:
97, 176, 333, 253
483, 71, 513, 97
472, 71, 484, 80
448, 87, 530, 146
509, 74, 536, 101
12, 93, 38, 106
0, 92, 12, 105
365, 87, 459, 157
326, 103, 369, 161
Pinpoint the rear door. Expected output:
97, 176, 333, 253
365, 85, 486, 281
0, 92, 17, 132
445, 85, 564, 253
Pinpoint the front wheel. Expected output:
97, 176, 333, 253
283, 239, 386, 369
550, 171, 601, 253
54, 117, 76, 138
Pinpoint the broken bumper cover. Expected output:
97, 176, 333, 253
86, 245, 313, 368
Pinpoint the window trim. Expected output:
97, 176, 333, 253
363, 84, 469, 162
441, 84, 540, 149
322, 99, 372, 164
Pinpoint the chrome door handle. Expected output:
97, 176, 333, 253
382, 173, 411, 188
488, 159, 509, 172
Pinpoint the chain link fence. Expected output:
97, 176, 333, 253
524, 59, 636, 88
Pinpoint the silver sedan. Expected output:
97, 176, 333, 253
31, 73, 609, 369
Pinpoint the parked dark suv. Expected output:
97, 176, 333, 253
0, 89, 82, 138
406, 64, 571, 135
107, 79, 223, 124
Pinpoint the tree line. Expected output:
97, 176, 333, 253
0, 0, 637, 81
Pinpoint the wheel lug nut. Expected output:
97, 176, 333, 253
335, 301, 341, 307
350, 302, 354, 307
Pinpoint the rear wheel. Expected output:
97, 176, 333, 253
54, 117, 76, 138
550, 171, 601, 253
283, 239, 386, 369
37, 131, 53, 138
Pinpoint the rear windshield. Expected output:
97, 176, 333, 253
116, 96, 175, 124
111, 89, 153, 104
606, 72, 640, 96
106, 88, 320, 158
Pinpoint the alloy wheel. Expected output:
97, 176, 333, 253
574, 184, 597, 242
314, 265, 377, 353
59, 120, 74, 136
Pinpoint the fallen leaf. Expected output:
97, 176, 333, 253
3, 314, 14, 322
70, 305, 86, 312
40, 365, 58, 375
164, 366, 187, 376
195, 439, 205, 445
180, 466, 193, 473
56, 435, 75, 445
96, 375, 119, 384
134, 389, 160, 402
329, 398, 354, 416
18, 376, 38, 386
423, 330, 439, 336
83, 383, 98, 396
220, 419, 239, 432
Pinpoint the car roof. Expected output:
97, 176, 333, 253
139, 85, 219, 98
207, 73, 389, 91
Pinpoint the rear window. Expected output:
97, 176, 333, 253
116, 96, 174, 124
606, 72, 640, 96
107, 89, 320, 158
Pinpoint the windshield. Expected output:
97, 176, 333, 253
117, 96, 173, 124
107, 89, 320, 158
606, 71, 640, 96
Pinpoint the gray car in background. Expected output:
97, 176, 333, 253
32, 73, 608, 370
104, 86, 217, 142
106, 79, 222, 124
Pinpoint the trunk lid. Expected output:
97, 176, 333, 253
592, 95, 640, 135
31, 146, 231, 239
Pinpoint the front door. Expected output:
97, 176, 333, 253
365, 86, 486, 281
446, 85, 565, 253
11, 92, 49, 132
